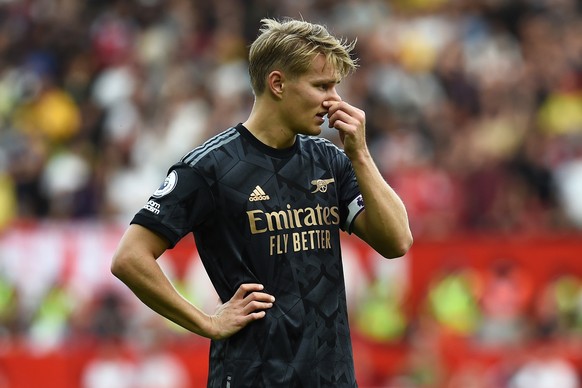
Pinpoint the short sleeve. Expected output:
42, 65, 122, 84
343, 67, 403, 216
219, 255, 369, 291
130, 162, 214, 248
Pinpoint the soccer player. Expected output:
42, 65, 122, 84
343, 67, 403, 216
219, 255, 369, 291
111, 17, 413, 387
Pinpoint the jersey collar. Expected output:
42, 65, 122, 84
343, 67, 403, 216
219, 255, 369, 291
236, 123, 300, 158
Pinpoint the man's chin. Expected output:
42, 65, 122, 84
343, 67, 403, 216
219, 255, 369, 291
297, 126, 322, 137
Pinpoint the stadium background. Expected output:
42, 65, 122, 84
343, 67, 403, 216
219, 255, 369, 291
1, 0, 582, 387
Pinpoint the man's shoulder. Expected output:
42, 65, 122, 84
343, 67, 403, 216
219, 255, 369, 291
300, 135, 346, 159
181, 126, 241, 167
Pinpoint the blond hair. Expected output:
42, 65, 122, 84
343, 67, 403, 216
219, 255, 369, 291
248, 18, 358, 95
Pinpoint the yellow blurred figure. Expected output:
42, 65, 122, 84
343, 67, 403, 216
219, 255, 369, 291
394, 0, 451, 12
14, 87, 81, 143
0, 172, 16, 230
537, 92, 582, 135
399, 32, 438, 74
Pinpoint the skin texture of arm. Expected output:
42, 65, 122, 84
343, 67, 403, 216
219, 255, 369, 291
111, 224, 275, 340
324, 100, 413, 258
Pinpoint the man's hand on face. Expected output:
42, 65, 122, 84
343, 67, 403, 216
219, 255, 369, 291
208, 283, 275, 340
323, 100, 368, 160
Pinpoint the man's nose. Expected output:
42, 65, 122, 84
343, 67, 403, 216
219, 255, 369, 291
327, 86, 342, 103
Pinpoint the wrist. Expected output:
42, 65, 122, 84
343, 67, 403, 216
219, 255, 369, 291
205, 313, 221, 340
347, 148, 373, 166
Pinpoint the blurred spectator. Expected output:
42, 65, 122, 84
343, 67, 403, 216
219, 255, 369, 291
535, 271, 582, 341
424, 261, 482, 337
353, 252, 409, 343
476, 259, 534, 348
130, 313, 191, 388
388, 317, 446, 388
0, 154, 16, 230
354, 277, 408, 343
12, 69, 81, 144
88, 289, 129, 341
0, 273, 18, 345
28, 282, 75, 353
0, 279, 29, 350
81, 339, 137, 388
509, 345, 580, 388
554, 152, 582, 228
39, 142, 94, 218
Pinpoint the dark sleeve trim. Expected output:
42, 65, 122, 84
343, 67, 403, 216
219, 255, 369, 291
130, 213, 182, 249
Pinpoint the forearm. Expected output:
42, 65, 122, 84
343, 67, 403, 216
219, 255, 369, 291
112, 225, 275, 341
111, 237, 216, 338
351, 150, 412, 258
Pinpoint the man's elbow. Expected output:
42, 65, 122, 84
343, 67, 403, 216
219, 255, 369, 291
111, 250, 132, 281
396, 234, 414, 257
383, 233, 413, 259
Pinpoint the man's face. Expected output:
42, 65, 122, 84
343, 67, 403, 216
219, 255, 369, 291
280, 54, 342, 136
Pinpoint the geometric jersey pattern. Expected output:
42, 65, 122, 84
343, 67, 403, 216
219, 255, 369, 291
131, 124, 364, 387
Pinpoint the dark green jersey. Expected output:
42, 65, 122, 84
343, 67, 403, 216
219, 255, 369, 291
131, 124, 364, 387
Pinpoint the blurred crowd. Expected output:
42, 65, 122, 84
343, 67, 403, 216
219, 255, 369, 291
351, 254, 582, 387
0, 0, 581, 236
2, 227, 582, 387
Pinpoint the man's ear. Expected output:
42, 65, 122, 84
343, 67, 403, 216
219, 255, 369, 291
267, 70, 285, 99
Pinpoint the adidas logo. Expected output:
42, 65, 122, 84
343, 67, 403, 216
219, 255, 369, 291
249, 185, 270, 202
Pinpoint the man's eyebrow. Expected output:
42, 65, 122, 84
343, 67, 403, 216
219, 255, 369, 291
316, 78, 341, 84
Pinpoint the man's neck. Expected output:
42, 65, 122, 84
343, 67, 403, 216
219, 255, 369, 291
243, 102, 296, 149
